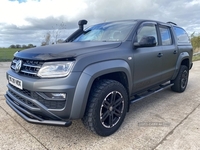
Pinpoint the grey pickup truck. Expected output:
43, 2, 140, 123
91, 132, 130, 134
5, 19, 193, 136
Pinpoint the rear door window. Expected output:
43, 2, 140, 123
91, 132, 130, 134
159, 26, 172, 45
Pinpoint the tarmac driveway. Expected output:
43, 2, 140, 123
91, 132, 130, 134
0, 61, 200, 150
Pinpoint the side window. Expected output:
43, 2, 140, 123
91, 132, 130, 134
159, 26, 172, 45
136, 24, 158, 45
173, 27, 190, 43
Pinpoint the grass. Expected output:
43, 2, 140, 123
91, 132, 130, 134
193, 53, 200, 62
0, 48, 24, 61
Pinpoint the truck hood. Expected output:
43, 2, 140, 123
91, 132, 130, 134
14, 42, 121, 60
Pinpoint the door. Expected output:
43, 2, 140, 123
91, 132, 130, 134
158, 26, 178, 80
132, 23, 163, 93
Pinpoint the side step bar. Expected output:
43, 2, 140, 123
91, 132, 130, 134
130, 83, 174, 104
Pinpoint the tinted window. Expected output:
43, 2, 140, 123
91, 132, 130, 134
173, 27, 190, 43
159, 27, 172, 45
136, 24, 158, 45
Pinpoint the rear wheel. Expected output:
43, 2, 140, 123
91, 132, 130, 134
82, 79, 128, 136
171, 65, 189, 93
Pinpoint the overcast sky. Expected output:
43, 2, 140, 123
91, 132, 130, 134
0, 0, 200, 47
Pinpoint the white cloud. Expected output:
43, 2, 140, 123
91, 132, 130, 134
0, 0, 88, 26
1, 0, 200, 47
187, 0, 200, 6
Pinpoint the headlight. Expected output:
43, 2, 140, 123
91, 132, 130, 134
37, 61, 74, 78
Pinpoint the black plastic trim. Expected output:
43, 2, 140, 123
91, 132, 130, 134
5, 94, 72, 127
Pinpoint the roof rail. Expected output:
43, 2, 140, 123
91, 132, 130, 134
167, 21, 177, 25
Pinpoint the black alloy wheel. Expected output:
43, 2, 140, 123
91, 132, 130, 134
82, 79, 128, 136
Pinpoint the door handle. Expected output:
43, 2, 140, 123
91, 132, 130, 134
173, 50, 177, 54
157, 53, 163, 57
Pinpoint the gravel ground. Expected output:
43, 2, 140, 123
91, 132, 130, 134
0, 61, 200, 150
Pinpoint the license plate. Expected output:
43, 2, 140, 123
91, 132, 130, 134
8, 75, 23, 90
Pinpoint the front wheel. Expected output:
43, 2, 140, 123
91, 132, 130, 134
82, 79, 128, 136
171, 65, 189, 93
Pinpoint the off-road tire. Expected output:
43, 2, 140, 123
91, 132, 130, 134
171, 65, 189, 93
82, 79, 128, 136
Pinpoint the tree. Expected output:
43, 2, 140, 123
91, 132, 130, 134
41, 32, 51, 46
51, 22, 67, 44
57, 39, 64, 44
41, 22, 67, 46
9, 45, 16, 48
22, 45, 27, 48
191, 33, 200, 52
15, 44, 21, 48
27, 44, 35, 48
41, 42, 47, 46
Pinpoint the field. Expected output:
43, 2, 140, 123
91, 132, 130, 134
193, 53, 200, 61
0, 48, 24, 61
0, 48, 200, 62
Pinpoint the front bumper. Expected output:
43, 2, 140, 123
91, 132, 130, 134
5, 69, 81, 126
5, 94, 72, 126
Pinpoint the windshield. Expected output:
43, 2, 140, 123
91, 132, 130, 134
74, 21, 136, 42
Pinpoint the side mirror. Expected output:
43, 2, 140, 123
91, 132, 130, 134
134, 36, 156, 47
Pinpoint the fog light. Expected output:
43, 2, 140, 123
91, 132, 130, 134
44, 93, 66, 99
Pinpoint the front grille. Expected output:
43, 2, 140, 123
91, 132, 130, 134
8, 84, 66, 109
11, 84, 31, 97
9, 89, 37, 108
11, 58, 44, 77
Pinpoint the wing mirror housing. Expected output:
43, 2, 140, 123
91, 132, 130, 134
134, 36, 156, 47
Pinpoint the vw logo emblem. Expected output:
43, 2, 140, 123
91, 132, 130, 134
15, 60, 22, 73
